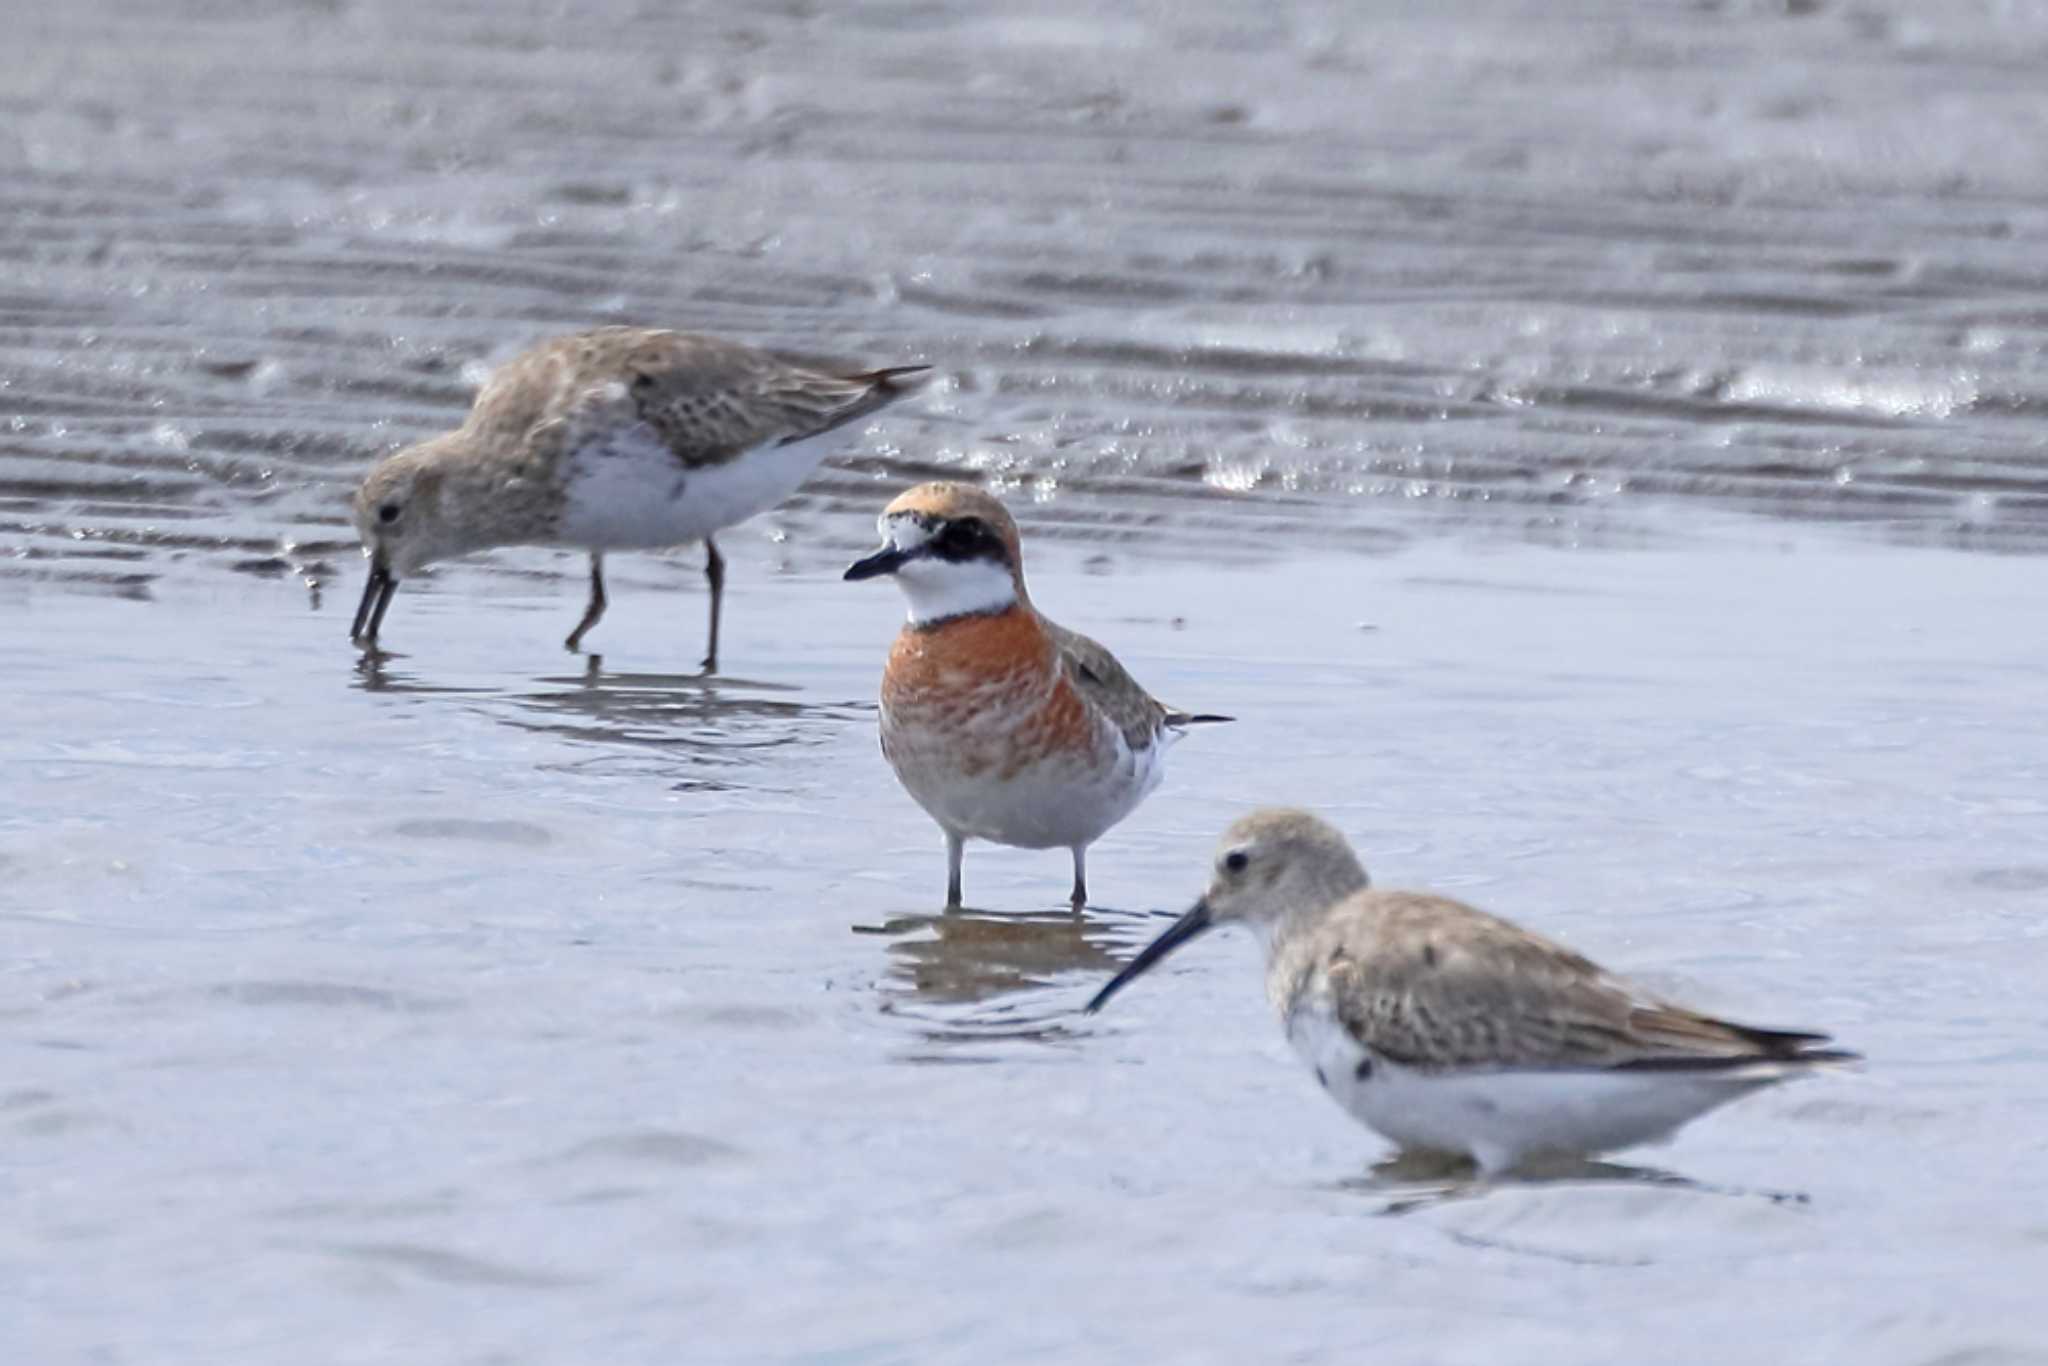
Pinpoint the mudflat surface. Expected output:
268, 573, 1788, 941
5, 2, 2047, 1363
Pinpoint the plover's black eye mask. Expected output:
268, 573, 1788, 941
930, 515, 1005, 564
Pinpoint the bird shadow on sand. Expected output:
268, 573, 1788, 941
858, 904, 1139, 1056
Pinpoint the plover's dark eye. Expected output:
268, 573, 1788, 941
1223, 850, 1250, 874
937, 518, 974, 557
936, 517, 989, 557
378, 502, 401, 524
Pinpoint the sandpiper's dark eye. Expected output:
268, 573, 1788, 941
1223, 850, 1250, 874
378, 502, 401, 524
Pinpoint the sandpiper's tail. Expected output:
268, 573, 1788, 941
1724, 1023, 1861, 1067
1165, 710, 1233, 729
1615, 1012, 1862, 1073
863, 364, 935, 391
782, 363, 935, 444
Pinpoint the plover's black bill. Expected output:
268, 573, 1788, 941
844, 544, 915, 580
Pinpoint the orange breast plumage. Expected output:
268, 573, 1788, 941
878, 606, 1148, 850
883, 609, 1103, 765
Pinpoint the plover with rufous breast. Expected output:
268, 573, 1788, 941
844, 482, 1229, 911
349, 326, 929, 668
1087, 809, 1858, 1176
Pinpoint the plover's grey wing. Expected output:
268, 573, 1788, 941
1289, 891, 1855, 1074
1047, 622, 1231, 747
1045, 621, 1172, 751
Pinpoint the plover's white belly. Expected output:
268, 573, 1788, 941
884, 705, 1166, 850
555, 425, 836, 551
1284, 999, 1782, 1173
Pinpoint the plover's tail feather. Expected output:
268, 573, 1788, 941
1165, 710, 1233, 728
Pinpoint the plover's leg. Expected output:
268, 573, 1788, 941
701, 536, 726, 670
1068, 846, 1088, 910
565, 553, 607, 652
945, 830, 965, 910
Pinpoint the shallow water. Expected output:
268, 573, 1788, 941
12, 547, 2048, 1362
7, 1, 2048, 1363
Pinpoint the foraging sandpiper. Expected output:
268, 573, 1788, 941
350, 326, 928, 667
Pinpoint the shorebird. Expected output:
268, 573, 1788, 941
349, 326, 928, 667
844, 482, 1229, 911
1087, 809, 1857, 1175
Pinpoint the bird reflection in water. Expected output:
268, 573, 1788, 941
1338, 1150, 1810, 1220
864, 907, 1125, 1003
509, 655, 836, 747
860, 906, 1133, 1052
352, 647, 862, 786
509, 659, 871, 793
349, 645, 484, 697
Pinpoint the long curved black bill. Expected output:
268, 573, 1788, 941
1085, 899, 1214, 1014
349, 560, 397, 644
843, 545, 914, 581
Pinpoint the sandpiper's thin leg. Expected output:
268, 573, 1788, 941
700, 536, 727, 671
945, 830, 965, 910
1069, 846, 1088, 910
565, 553, 606, 652
350, 560, 398, 645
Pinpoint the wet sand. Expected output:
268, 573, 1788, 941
7, 1, 2048, 1362
7, 0, 2048, 592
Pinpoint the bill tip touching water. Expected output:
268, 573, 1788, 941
347, 326, 929, 667
846, 481, 1230, 911
1088, 807, 1858, 1176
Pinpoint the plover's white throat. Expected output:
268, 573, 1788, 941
844, 482, 1229, 910
349, 326, 928, 667
1087, 809, 1857, 1176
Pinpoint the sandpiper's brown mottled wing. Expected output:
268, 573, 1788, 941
611, 329, 927, 468
1287, 891, 1854, 1073
471, 326, 926, 471
1044, 621, 1172, 752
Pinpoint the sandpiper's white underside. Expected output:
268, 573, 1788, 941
555, 424, 838, 551
1283, 995, 1794, 1174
